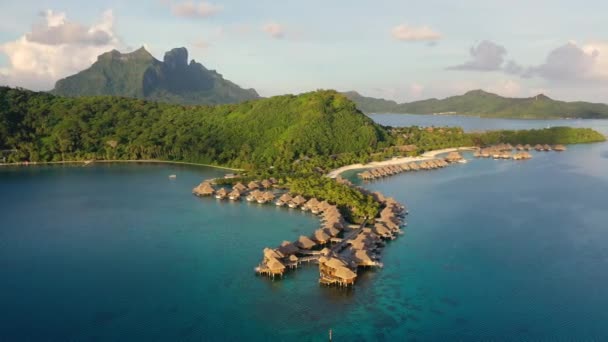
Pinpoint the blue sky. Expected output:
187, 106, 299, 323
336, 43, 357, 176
1, 0, 608, 102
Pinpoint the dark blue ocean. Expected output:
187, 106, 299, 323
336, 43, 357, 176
1, 115, 607, 341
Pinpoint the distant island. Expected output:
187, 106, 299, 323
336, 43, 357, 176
343, 89, 608, 119
52, 47, 260, 105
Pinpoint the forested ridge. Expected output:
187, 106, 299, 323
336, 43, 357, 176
0, 86, 390, 170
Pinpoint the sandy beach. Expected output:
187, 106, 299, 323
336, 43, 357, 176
327, 147, 477, 178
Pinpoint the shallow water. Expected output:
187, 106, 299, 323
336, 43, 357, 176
1, 116, 607, 340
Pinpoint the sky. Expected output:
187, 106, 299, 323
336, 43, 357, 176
1, 0, 608, 103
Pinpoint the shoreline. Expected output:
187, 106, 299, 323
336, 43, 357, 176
0, 159, 242, 172
326, 147, 477, 178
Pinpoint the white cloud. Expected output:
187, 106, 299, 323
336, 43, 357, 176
448, 40, 507, 71
263, 22, 285, 39
0, 10, 120, 90
171, 1, 222, 18
524, 42, 606, 82
391, 24, 441, 42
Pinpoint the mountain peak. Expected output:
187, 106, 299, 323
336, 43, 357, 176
534, 93, 551, 101
53, 46, 259, 105
464, 89, 494, 97
164, 47, 189, 69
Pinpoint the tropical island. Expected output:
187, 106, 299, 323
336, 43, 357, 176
344, 89, 608, 119
1, 85, 605, 286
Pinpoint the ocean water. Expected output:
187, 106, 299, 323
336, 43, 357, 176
1, 117, 607, 341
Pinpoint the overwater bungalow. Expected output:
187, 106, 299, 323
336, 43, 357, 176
257, 191, 275, 204
515, 144, 524, 151
261, 179, 273, 189
276, 193, 292, 206
373, 222, 394, 239
349, 249, 377, 267
543, 144, 552, 151
215, 188, 228, 200
291, 195, 307, 208
247, 181, 261, 190
323, 225, 341, 237
232, 182, 247, 192
192, 182, 215, 196
534, 144, 544, 151
278, 241, 299, 256
400, 164, 411, 172
303, 198, 320, 212
524, 144, 532, 151
246, 189, 262, 202
295, 235, 317, 250
553, 144, 567, 151
228, 189, 241, 201
318, 256, 357, 287
445, 151, 464, 163
313, 229, 331, 244
359, 171, 373, 180
513, 152, 533, 160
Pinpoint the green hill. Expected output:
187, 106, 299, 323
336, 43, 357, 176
344, 90, 608, 119
52, 47, 260, 105
0, 87, 388, 169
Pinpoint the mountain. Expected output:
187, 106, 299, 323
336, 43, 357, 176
0, 87, 388, 168
343, 90, 608, 119
52, 47, 259, 105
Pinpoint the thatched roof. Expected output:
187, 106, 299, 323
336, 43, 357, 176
352, 249, 375, 266
304, 198, 320, 209
334, 267, 357, 280
319, 247, 331, 256
263, 247, 284, 260
313, 229, 330, 243
216, 188, 228, 197
267, 257, 286, 272
278, 193, 292, 202
324, 257, 348, 269
261, 179, 273, 189
288, 255, 299, 262
292, 195, 307, 205
193, 182, 215, 196
262, 191, 275, 201
247, 181, 260, 190
554, 144, 566, 151
233, 182, 247, 192
228, 189, 241, 198
295, 235, 317, 249
278, 241, 299, 255
323, 226, 341, 237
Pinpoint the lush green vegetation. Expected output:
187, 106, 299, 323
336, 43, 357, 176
0, 87, 389, 169
288, 176, 380, 222
1, 86, 605, 222
344, 89, 608, 119
388, 126, 605, 154
52, 47, 259, 105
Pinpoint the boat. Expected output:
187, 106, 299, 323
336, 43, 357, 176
168, 174, 177, 179
457, 159, 468, 164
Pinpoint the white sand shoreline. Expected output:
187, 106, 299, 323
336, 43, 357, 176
0, 159, 242, 171
327, 147, 477, 178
